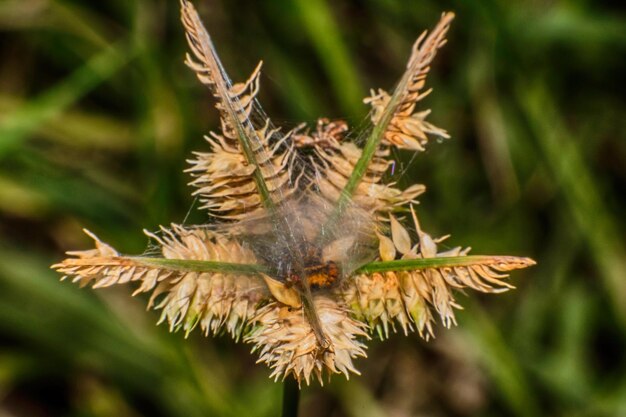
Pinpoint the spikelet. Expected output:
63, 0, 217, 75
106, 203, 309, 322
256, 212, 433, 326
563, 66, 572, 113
186, 120, 298, 220
292, 118, 348, 148
296, 14, 457, 216
313, 139, 426, 216
52, 227, 268, 339
181, 0, 299, 220
246, 296, 369, 386
298, 118, 425, 217
364, 12, 453, 151
338, 207, 535, 339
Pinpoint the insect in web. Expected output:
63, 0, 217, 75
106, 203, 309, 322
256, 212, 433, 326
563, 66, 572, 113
53, 0, 535, 385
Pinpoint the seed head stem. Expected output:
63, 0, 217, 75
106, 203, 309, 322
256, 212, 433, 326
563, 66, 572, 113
282, 378, 300, 417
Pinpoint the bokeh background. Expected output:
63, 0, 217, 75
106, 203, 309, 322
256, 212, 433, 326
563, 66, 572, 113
1, 0, 625, 416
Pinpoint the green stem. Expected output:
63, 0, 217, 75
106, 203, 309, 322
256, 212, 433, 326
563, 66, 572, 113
132, 257, 269, 274
129, 255, 533, 276
320, 73, 407, 237
282, 378, 300, 417
355, 256, 534, 273
229, 116, 275, 212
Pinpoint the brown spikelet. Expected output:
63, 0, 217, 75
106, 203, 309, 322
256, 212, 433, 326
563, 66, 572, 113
338, 207, 535, 339
181, 0, 299, 220
246, 296, 369, 386
181, 0, 254, 134
299, 118, 425, 217
292, 118, 348, 148
186, 123, 299, 220
53, 227, 268, 339
53, 229, 169, 292
365, 12, 454, 151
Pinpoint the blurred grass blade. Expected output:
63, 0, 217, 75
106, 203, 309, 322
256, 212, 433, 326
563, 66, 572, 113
333, 378, 389, 417
0, 40, 135, 157
520, 82, 626, 325
462, 299, 541, 417
467, 39, 520, 204
292, 0, 363, 116
266, 47, 324, 119
0, 174, 48, 217
0, 245, 253, 417
0, 95, 135, 151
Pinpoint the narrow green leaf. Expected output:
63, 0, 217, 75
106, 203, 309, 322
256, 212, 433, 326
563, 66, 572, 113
521, 82, 626, 325
356, 256, 534, 273
292, 0, 364, 117
132, 257, 270, 275
126, 255, 533, 277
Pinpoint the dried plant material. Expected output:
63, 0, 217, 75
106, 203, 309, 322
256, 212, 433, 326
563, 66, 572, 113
53, 227, 268, 339
186, 126, 298, 220
292, 118, 348, 148
52, 1, 535, 386
246, 296, 368, 386
364, 12, 454, 151
309, 132, 425, 217
390, 214, 412, 254
339, 207, 535, 339
377, 233, 397, 262
261, 274, 302, 308
182, 1, 298, 219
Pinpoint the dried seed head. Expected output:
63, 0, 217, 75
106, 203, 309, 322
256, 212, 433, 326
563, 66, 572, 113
182, 0, 301, 221
53, 227, 268, 340
246, 295, 369, 386
365, 89, 450, 151
363, 12, 454, 152
51, 4, 536, 387
339, 208, 535, 339
311, 138, 426, 217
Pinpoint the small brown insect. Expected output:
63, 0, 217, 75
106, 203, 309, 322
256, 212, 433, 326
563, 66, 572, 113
304, 260, 339, 289
286, 260, 340, 289
284, 241, 341, 290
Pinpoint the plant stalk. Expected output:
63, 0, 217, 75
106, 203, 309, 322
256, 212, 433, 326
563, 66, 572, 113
282, 378, 300, 417
131, 255, 534, 276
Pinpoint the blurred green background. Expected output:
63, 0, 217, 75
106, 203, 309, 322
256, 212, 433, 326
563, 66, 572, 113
1, 0, 625, 416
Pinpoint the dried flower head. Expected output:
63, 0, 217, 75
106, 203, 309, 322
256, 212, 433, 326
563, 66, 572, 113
52, 1, 535, 386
